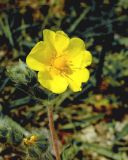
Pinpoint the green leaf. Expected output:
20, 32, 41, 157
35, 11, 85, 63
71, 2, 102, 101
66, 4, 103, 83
0, 15, 14, 46
83, 143, 124, 160
61, 144, 78, 160
10, 96, 31, 108
61, 114, 104, 129
116, 124, 128, 140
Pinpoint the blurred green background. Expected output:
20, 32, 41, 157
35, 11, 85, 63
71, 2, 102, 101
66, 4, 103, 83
0, 0, 128, 159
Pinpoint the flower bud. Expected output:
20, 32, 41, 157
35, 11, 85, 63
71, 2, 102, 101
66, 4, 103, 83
7, 60, 36, 85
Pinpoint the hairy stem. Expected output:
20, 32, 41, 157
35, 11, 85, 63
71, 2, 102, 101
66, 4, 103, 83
47, 106, 60, 160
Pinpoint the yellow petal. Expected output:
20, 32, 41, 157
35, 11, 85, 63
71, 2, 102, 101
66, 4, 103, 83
43, 29, 69, 53
63, 37, 91, 69
70, 50, 92, 69
63, 37, 86, 68
82, 50, 92, 67
66, 37, 85, 54
54, 31, 69, 53
43, 29, 56, 45
26, 41, 55, 71
56, 31, 68, 37
68, 68, 90, 92
38, 70, 68, 94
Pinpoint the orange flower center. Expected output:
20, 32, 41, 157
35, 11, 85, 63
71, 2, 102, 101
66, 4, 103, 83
51, 56, 72, 75
54, 56, 66, 69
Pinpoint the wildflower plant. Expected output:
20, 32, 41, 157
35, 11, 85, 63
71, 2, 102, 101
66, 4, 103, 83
1, 0, 128, 159
7, 29, 92, 160
25, 29, 92, 160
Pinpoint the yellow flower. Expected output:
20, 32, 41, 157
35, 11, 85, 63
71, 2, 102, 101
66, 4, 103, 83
23, 135, 38, 145
26, 29, 92, 94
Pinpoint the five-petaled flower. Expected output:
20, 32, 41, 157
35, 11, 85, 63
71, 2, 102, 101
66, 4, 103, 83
26, 29, 92, 94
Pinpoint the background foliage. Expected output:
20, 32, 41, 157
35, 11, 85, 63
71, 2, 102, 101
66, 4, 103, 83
0, 0, 128, 159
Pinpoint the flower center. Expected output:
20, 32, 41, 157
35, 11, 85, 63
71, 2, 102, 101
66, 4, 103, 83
54, 56, 66, 69
51, 56, 72, 75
